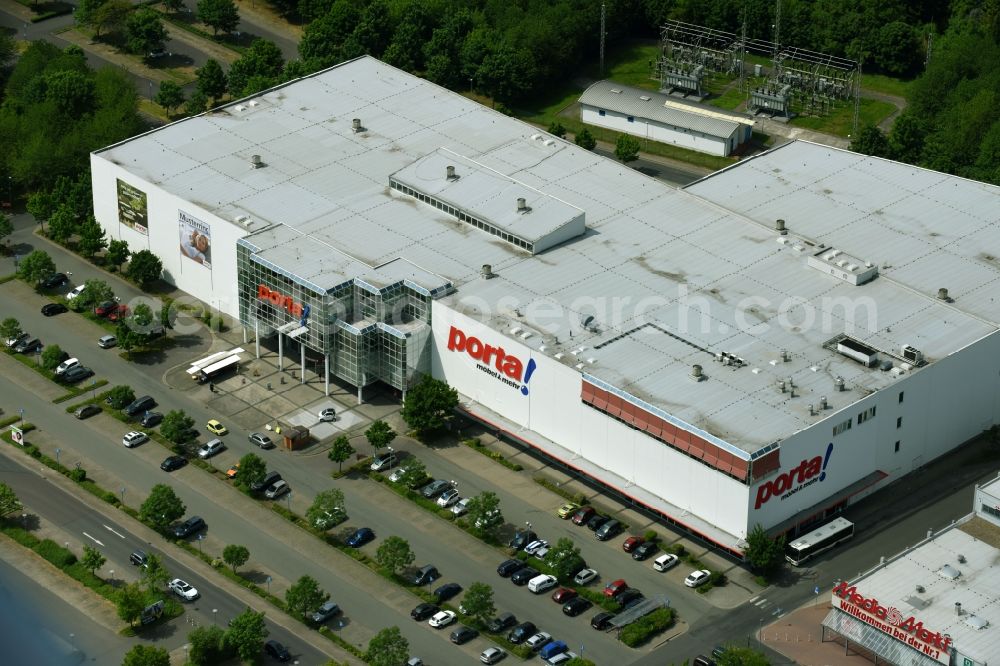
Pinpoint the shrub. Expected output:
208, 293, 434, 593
36, 539, 78, 568
619, 607, 675, 647
68, 468, 87, 482
643, 530, 658, 542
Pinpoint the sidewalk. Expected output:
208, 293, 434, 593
762, 602, 873, 666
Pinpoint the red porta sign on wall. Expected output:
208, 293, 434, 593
257, 284, 306, 318
447, 325, 538, 395
754, 443, 834, 510
832, 581, 951, 663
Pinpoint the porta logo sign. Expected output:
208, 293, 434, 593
832, 581, 951, 663
257, 285, 310, 323
447, 326, 537, 395
755, 443, 834, 510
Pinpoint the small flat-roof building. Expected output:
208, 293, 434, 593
578, 80, 754, 156
823, 473, 1000, 665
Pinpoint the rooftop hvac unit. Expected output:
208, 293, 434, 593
901, 345, 923, 364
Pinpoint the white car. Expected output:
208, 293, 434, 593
122, 431, 149, 448
197, 439, 225, 459
436, 488, 460, 507
66, 285, 86, 300
451, 497, 470, 516
388, 467, 407, 483
573, 568, 598, 585
168, 578, 199, 601
428, 610, 456, 628
525, 631, 552, 650
480, 647, 506, 664
684, 569, 712, 588
547, 652, 578, 665
319, 407, 337, 422
527, 573, 557, 593
524, 539, 549, 556
55, 357, 79, 375
653, 553, 679, 572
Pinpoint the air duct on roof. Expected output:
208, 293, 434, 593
446, 165, 458, 180
690, 365, 704, 381
250, 154, 263, 169
937, 287, 951, 301
776, 219, 787, 235
352, 118, 363, 133
481, 264, 495, 279
517, 197, 531, 214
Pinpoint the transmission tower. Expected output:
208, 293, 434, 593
600, 2, 606, 76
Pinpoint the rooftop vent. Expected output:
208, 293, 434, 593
516, 197, 532, 214
937, 564, 962, 580
837, 338, 879, 367
582, 315, 599, 333
819, 396, 828, 410
957, 554, 966, 563
234, 215, 253, 227
937, 287, 950, 301
955, 602, 963, 616
901, 345, 924, 365
250, 154, 264, 169
776, 218, 788, 235
639, 95, 652, 101
446, 165, 459, 181
690, 364, 704, 381
780, 349, 789, 362
352, 118, 364, 133
965, 615, 990, 630
610, 88, 622, 94
915, 584, 925, 593
835, 376, 845, 391
248, 99, 260, 107
481, 264, 495, 279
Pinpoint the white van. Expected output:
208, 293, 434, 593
527, 574, 557, 594
55, 357, 79, 375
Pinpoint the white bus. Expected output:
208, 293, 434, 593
785, 517, 855, 566
195, 355, 240, 384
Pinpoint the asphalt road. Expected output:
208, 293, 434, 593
0, 449, 325, 664
593, 147, 706, 187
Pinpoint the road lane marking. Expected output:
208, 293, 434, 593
104, 524, 126, 539
82, 532, 105, 547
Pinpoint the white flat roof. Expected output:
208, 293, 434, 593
95, 57, 1000, 454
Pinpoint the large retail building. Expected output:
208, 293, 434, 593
91, 56, 1000, 556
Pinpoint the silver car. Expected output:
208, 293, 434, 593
197, 439, 225, 459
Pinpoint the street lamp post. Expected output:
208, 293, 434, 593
212, 608, 218, 626
266, 575, 271, 594
55, 448, 61, 464
120, 486, 126, 505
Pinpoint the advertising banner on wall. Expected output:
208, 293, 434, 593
178, 210, 212, 269
116, 179, 148, 235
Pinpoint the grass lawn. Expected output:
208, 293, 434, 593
591, 41, 661, 89
790, 98, 896, 136
860, 72, 914, 99
708, 86, 747, 111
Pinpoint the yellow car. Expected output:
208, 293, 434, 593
206, 419, 229, 436
557, 502, 581, 519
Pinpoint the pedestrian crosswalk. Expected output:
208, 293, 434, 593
748, 595, 786, 618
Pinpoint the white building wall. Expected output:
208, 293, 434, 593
90, 154, 248, 317
580, 104, 730, 156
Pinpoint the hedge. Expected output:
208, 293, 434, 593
619, 607, 676, 647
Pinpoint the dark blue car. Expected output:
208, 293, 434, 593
346, 527, 374, 547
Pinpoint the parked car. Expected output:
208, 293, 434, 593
249, 432, 275, 449
433, 582, 462, 602
160, 455, 187, 472
508, 530, 537, 551
574, 568, 598, 585
684, 569, 712, 588
41, 302, 67, 316
436, 488, 460, 507
524, 539, 549, 556
480, 647, 506, 664
486, 612, 517, 633
539, 641, 568, 661
604, 579, 628, 597
168, 578, 199, 601
66, 285, 86, 300
106, 304, 129, 322
497, 559, 522, 577
551, 587, 577, 603
562, 596, 593, 616
420, 479, 452, 499
510, 567, 539, 586
596, 519, 622, 541
590, 611, 616, 630
527, 574, 557, 594
172, 516, 206, 538
633, 541, 658, 560
692, 656, 716, 666
140, 411, 163, 427
507, 621, 536, 644
97, 335, 117, 349
205, 419, 228, 435
585, 514, 609, 531
319, 407, 337, 421
14, 337, 41, 353
615, 588, 644, 608
226, 463, 240, 479
388, 467, 407, 483
557, 501, 580, 518
450, 625, 478, 645
712, 646, 729, 659
122, 431, 148, 448
124, 396, 156, 417
311, 601, 341, 623
74, 404, 101, 420
525, 631, 552, 651
451, 497, 470, 516
251, 471, 282, 493
61, 365, 94, 383
547, 652, 578, 665
345, 526, 374, 547
95, 301, 117, 317
428, 610, 456, 628
197, 439, 225, 459
50, 357, 74, 374
129, 550, 148, 567
622, 536, 644, 553
5, 332, 28, 348
653, 553, 680, 572
411, 564, 439, 585
265, 480, 290, 499
41, 272, 68, 288
370, 451, 397, 471
410, 602, 438, 621
572, 506, 596, 525
264, 639, 290, 662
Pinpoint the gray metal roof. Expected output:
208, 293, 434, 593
95, 58, 1000, 454
578, 79, 751, 139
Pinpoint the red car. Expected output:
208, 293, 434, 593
622, 536, 645, 553
95, 300, 117, 317
107, 304, 130, 322
604, 579, 628, 598
551, 587, 577, 604
572, 506, 596, 526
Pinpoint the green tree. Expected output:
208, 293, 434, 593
185, 89, 208, 116
74, 0, 105, 29
399, 375, 458, 438
547, 121, 567, 139
0, 482, 23, 517
327, 435, 354, 472
115, 582, 147, 627
717, 646, 771, 666
131, 302, 154, 332
161, 409, 196, 444
375, 535, 414, 574
306, 488, 346, 529
196, 59, 228, 105
888, 112, 926, 164
46, 204, 76, 244
224, 608, 268, 662
104, 384, 136, 409
364, 420, 396, 454
139, 484, 186, 531
17, 249, 56, 285
126, 8, 168, 56
565, 659, 597, 666
116, 320, 138, 358
298, 1, 359, 64
123, 644, 170, 666
125, 249, 162, 288
460, 582, 495, 626
227, 39, 284, 98
40, 344, 65, 371
397, 456, 426, 487
187, 625, 229, 665
222, 544, 250, 574
575, 128, 596, 150
104, 239, 130, 268
77, 279, 114, 311
0, 212, 13, 248
197, 0, 240, 37
155, 81, 185, 115
545, 537, 585, 582
82, 544, 107, 575
0, 318, 22, 345
744, 523, 785, 575
237, 452, 266, 490
365, 626, 408, 666
615, 133, 641, 163
140, 553, 170, 592
284, 575, 328, 619
26, 190, 57, 224
162, 0, 184, 13
93, 0, 131, 40
851, 125, 891, 158
77, 216, 107, 258
466, 490, 503, 537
